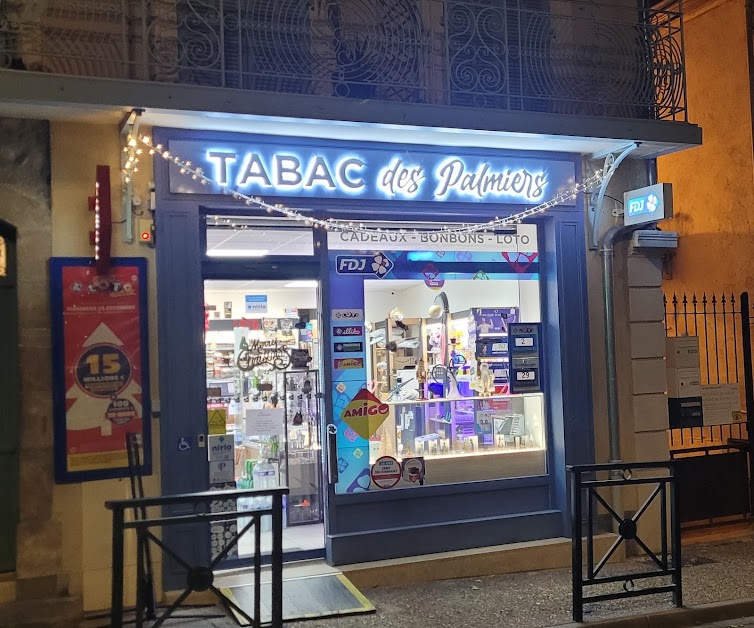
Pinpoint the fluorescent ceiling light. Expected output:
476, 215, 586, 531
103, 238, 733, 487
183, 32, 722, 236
207, 249, 268, 257
284, 280, 318, 288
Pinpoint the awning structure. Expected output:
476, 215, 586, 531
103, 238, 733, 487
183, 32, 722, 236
0, 69, 701, 160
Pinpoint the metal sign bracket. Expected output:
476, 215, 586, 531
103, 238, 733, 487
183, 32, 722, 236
588, 142, 638, 249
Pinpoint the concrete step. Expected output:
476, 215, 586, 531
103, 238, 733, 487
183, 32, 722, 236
0, 595, 81, 628
341, 534, 620, 589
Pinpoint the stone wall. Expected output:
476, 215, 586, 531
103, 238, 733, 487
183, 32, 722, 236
0, 117, 77, 620
658, 0, 754, 295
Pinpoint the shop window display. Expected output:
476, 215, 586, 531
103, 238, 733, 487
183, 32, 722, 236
329, 225, 546, 492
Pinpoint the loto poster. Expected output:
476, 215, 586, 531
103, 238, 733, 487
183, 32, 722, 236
51, 258, 151, 483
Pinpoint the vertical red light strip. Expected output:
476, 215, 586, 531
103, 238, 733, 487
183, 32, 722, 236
96, 165, 112, 275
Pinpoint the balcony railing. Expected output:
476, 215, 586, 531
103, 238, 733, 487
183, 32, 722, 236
0, 0, 687, 121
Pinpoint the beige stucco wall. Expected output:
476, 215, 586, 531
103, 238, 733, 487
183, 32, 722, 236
49, 121, 161, 611
658, 0, 754, 295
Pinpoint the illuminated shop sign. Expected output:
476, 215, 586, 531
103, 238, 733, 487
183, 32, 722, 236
167, 137, 577, 205
328, 224, 538, 252
623, 183, 673, 226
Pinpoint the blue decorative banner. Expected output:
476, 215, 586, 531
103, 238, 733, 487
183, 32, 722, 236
167, 136, 577, 205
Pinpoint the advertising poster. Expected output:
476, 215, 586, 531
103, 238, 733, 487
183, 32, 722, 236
51, 258, 151, 483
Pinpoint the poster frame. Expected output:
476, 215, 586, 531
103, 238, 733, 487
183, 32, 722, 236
50, 257, 152, 483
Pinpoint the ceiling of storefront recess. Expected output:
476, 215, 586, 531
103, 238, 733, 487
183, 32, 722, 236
0, 97, 699, 159
139, 109, 691, 159
206, 226, 313, 257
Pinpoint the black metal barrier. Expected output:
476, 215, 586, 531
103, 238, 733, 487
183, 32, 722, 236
569, 461, 682, 623
106, 487, 289, 627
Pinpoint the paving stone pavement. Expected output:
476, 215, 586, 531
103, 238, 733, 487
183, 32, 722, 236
88, 536, 754, 628
695, 620, 754, 628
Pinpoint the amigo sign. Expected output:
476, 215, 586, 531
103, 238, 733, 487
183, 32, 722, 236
340, 389, 390, 440
166, 137, 577, 205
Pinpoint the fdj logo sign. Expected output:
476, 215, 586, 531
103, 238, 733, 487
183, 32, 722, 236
627, 194, 659, 217
623, 183, 672, 227
336, 253, 393, 278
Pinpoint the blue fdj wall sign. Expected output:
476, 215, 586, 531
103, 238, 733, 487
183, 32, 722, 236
623, 183, 673, 227
166, 136, 577, 205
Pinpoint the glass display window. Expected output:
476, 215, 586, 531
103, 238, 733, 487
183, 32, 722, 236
328, 225, 546, 492
204, 279, 324, 557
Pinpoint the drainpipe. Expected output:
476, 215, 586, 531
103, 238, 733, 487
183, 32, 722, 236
601, 180, 652, 520
602, 223, 638, 528
602, 225, 628, 469
646, 159, 658, 186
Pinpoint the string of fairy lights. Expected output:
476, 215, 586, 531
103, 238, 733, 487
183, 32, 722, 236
126, 133, 605, 236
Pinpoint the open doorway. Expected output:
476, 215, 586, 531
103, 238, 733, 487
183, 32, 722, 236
204, 278, 325, 560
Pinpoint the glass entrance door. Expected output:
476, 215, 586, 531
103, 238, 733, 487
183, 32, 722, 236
203, 278, 325, 560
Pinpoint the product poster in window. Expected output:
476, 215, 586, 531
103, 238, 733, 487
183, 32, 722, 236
328, 225, 546, 494
50, 258, 151, 483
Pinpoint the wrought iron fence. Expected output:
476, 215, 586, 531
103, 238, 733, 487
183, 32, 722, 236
664, 292, 741, 386
663, 290, 754, 525
0, 0, 687, 120
569, 461, 682, 623
664, 291, 749, 449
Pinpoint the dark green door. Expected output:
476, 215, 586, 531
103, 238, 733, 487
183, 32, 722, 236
0, 221, 19, 573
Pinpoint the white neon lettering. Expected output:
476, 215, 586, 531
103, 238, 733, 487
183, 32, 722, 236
434, 158, 547, 201
275, 155, 302, 186
378, 159, 425, 197
304, 156, 336, 189
201, 147, 553, 203
338, 158, 366, 190
206, 151, 237, 185
237, 153, 272, 187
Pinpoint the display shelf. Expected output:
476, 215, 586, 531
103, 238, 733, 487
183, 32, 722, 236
277, 368, 323, 527
387, 393, 533, 406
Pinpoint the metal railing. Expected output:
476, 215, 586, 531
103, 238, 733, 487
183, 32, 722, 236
569, 461, 682, 623
663, 291, 752, 449
106, 486, 288, 627
0, 0, 687, 120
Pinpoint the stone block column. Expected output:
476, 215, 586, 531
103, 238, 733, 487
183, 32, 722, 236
0, 118, 74, 621
627, 253, 670, 552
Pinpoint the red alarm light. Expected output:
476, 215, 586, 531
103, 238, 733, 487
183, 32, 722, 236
138, 218, 153, 244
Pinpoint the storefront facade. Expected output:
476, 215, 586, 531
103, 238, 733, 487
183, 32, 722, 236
153, 127, 593, 584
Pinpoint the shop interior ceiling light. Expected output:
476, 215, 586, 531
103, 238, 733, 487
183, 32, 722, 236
206, 249, 268, 257
284, 280, 318, 288
132, 134, 604, 236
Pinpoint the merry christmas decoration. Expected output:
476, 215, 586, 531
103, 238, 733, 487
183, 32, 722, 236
130, 134, 605, 237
